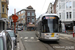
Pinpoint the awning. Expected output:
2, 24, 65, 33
27, 24, 35, 27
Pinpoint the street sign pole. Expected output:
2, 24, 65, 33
14, 22, 16, 34
12, 9, 18, 34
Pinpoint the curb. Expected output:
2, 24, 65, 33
17, 34, 25, 50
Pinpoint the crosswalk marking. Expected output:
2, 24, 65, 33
20, 37, 23, 39
25, 40, 27, 41
37, 40, 39, 41
36, 37, 38, 39
24, 37, 28, 39
24, 40, 39, 42
31, 37, 34, 39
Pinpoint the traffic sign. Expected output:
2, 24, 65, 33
12, 14, 18, 22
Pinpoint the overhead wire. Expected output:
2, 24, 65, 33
40, 0, 46, 14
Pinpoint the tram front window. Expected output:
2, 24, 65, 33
42, 16, 59, 33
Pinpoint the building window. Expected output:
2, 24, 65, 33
27, 18, 30, 23
32, 18, 34, 23
66, 12, 68, 19
66, 12, 72, 19
59, 3, 65, 9
19, 17, 20, 19
69, 1, 72, 8
69, 12, 71, 19
66, 1, 72, 9
27, 12, 30, 16
59, 13, 61, 19
32, 13, 34, 16
2, 5, 4, 13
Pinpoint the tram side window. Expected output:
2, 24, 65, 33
42, 20, 49, 33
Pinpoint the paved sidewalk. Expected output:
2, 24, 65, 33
17, 34, 25, 50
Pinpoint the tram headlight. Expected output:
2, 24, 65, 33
44, 34, 49, 35
56, 34, 59, 35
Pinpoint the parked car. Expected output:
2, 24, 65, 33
0, 30, 15, 50
17, 27, 22, 31
6, 30, 17, 47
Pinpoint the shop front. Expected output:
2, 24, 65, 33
27, 24, 35, 31
63, 21, 73, 33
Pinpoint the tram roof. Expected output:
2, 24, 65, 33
39, 14, 58, 20
36, 13, 58, 24
40, 13, 58, 16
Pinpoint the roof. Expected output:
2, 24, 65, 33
39, 13, 58, 20
26, 5, 35, 10
36, 13, 58, 24
27, 5, 33, 9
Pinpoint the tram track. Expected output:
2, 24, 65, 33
48, 41, 66, 50
59, 36, 75, 43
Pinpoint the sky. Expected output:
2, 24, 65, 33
8, 0, 55, 18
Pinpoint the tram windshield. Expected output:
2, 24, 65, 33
42, 15, 59, 33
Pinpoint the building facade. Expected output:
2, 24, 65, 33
9, 9, 26, 30
9, 5, 36, 31
46, 0, 75, 32
46, 3, 53, 13
16, 9, 26, 30
56, 0, 75, 32
25, 6, 36, 31
0, 0, 9, 30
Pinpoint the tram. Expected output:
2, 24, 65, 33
35, 14, 61, 41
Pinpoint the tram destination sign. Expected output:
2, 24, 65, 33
44, 17, 56, 19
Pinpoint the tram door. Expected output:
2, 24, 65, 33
39, 21, 42, 37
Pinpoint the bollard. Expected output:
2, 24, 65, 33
73, 32, 74, 37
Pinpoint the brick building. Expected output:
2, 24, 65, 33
25, 6, 36, 31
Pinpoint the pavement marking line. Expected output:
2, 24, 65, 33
20, 37, 23, 39
25, 40, 27, 41
24, 37, 28, 39
24, 40, 40, 42
37, 40, 39, 41
17, 43, 20, 50
31, 37, 34, 39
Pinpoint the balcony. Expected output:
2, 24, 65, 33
1, 0, 9, 4
1, 13, 8, 18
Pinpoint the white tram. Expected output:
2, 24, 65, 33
35, 14, 61, 41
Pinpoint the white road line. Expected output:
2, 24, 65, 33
36, 37, 38, 39
17, 43, 19, 49
20, 37, 23, 39
24, 40, 39, 42
31, 37, 34, 39
37, 40, 39, 41
24, 37, 28, 39
25, 40, 27, 41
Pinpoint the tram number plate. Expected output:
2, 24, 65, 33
51, 33, 54, 37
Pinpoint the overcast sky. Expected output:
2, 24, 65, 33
8, 0, 55, 18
